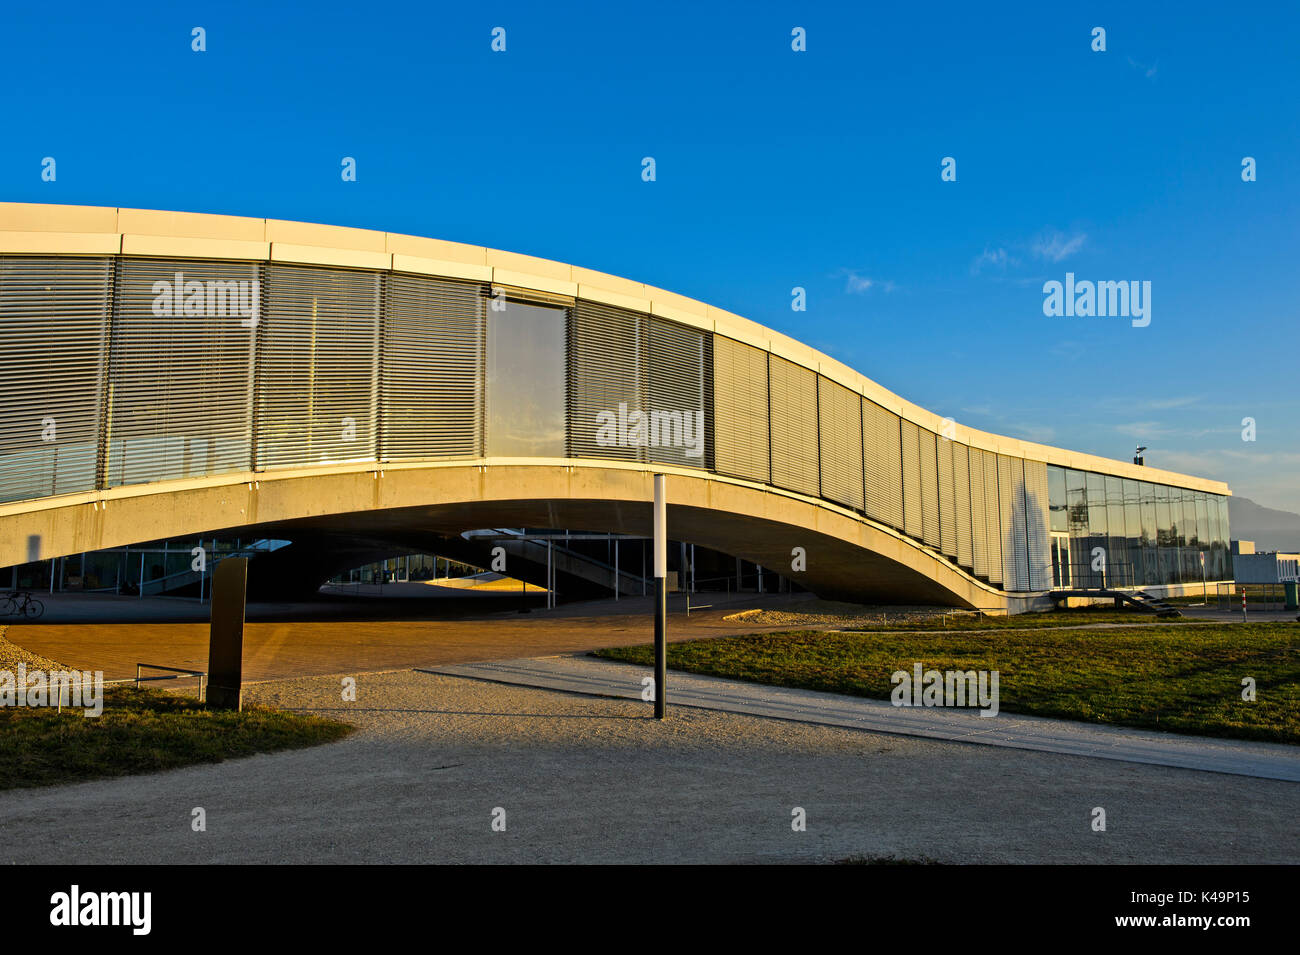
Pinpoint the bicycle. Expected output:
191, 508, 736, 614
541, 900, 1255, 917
0, 591, 44, 619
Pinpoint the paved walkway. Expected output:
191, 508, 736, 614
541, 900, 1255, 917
2, 591, 817, 683
426, 655, 1300, 783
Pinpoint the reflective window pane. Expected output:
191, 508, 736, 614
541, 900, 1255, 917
486, 300, 567, 458
1048, 465, 1068, 533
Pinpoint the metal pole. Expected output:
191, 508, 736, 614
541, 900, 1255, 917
1241, 587, 1247, 622
138, 550, 145, 599
547, 540, 553, 610
653, 474, 667, 719
614, 538, 619, 602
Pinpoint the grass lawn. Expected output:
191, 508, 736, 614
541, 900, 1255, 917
594, 621, 1300, 744
0, 685, 353, 790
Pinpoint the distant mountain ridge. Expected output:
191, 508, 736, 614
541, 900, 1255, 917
1228, 496, 1300, 553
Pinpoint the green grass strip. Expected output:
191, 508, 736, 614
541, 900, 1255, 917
0, 685, 353, 791
595, 622, 1300, 744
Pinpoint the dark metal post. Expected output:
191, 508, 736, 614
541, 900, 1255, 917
653, 474, 667, 719
207, 557, 248, 710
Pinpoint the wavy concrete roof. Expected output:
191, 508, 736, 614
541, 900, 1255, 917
0, 201, 1228, 495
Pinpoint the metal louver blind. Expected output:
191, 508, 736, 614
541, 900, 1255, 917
863, 399, 903, 530
768, 355, 819, 497
953, 442, 973, 569
0, 257, 109, 504
712, 336, 770, 484
919, 428, 940, 547
1024, 459, 1052, 590
568, 300, 645, 461
900, 418, 922, 538
998, 454, 1029, 591
256, 265, 380, 469
106, 258, 256, 488
0, 257, 111, 504
646, 317, 709, 469
984, 449, 1003, 586
817, 377, 864, 511
382, 273, 483, 461
969, 447, 989, 579
937, 436, 957, 558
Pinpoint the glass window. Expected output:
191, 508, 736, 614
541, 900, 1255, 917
1156, 485, 1175, 584
1196, 492, 1210, 557
1217, 497, 1229, 580
1086, 473, 1107, 538
1123, 479, 1142, 586
1048, 466, 1068, 533
486, 300, 567, 458
1203, 494, 1218, 580
1066, 469, 1089, 588
1182, 490, 1199, 581
1066, 469, 1088, 534
1140, 482, 1158, 585
1106, 475, 1126, 586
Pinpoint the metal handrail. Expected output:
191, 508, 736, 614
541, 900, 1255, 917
54, 675, 136, 713
135, 663, 207, 703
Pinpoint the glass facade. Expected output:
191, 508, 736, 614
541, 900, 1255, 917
486, 300, 567, 458
1047, 465, 1231, 589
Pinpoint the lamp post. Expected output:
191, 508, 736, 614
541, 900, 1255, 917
653, 474, 667, 720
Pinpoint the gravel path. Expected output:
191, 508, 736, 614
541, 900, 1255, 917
0, 625, 68, 671
1, 669, 1295, 864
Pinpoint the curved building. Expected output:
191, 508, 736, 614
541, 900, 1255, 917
0, 203, 1232, 611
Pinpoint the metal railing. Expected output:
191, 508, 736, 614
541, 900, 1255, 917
1214, 582, 1294, 613
33, 664, 208, 714
135, 663, 207, 703
54, 675, 133, 713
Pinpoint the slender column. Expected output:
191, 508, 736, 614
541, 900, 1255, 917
654, 474, 667, 719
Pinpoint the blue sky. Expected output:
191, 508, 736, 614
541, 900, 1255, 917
3, 1, 1297, 509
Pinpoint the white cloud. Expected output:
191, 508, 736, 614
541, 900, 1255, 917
1030, 230, 1087, 263
970, 228, 1085, 275
839, 269, 894, 294
970, 246, 1014, 274
1114, 421, 1170, 439
1147, 396, 1199, 411
1126, 56, 1158, 79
